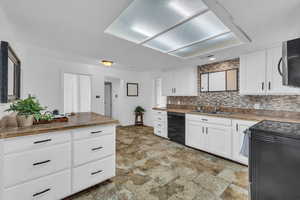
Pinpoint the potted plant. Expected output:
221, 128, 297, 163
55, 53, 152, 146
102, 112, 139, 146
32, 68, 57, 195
6, 96, 45, 127
134, 106, 145, 114
134, 106, 145, 126
34, 112, 54, 124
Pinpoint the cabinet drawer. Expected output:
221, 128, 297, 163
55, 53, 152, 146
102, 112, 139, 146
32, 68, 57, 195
4, 143, 71, 187
4, 131, 71, 154
154, 120, 165, 130
4, 170, 71, 200
186, 114, 232, 126
73, 134, 115, 166
73, 156, 115, 192
72, 125, 115, 140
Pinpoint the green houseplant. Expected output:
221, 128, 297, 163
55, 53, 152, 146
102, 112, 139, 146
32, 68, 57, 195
134, 106, 145, 113
34, 112, 54, 124
6, 96, 45, 127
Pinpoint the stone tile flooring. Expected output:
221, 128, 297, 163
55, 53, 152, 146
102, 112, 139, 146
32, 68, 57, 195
65, 126, 248, 200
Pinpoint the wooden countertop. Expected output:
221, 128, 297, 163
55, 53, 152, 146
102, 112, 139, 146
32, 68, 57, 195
153, 107, 300, 124
0, 112, 119, 139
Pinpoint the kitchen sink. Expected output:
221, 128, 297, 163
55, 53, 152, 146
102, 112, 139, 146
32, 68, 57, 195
194, 110, 232, 115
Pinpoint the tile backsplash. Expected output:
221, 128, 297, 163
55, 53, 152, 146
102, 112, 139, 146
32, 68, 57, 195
168, 59, 300, 112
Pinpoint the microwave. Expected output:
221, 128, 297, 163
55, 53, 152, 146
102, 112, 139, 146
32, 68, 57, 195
278, 37, 300, 87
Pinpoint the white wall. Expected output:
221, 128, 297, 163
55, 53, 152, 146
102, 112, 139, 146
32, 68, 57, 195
0, 5, 156, 126
0, 6, 18, 117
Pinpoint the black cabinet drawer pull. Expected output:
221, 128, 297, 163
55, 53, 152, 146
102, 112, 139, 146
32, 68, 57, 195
33, 188, 51, 197
33, 160, 51, 166
34, 139, 52, 144
201, 119, 208, 121
91, 170, 103, 175
91, 147, 103, 151
91, 130, 103, 134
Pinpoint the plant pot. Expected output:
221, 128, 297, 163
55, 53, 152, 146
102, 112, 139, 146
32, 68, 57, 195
17, 115, 34, 127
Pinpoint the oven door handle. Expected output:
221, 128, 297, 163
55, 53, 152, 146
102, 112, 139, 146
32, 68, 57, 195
278, 57, 283, 76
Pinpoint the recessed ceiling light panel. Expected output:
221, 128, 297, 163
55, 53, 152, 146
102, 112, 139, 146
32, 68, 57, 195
105, 0, 208, 43
143, 11, 230, 52
105, 0, 250, 59
169, 32, 241, 58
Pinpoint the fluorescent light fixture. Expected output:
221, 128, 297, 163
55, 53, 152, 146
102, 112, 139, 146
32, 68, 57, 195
101, 60, 113, 67
105, 0, 250, 58
168, 1, 191, 17
131, 25, 157, 37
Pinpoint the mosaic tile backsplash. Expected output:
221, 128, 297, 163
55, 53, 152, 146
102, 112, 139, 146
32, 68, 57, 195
168, 59, 300, 112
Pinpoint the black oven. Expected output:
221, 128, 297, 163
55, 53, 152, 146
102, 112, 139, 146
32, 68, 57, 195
167, 112, 185, 145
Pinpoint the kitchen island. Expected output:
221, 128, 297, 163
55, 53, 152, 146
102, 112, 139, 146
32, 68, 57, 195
0, 112, 118, 200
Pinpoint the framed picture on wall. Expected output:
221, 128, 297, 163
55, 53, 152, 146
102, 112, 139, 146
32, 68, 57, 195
127, 83, 138, 97
0, 41, 21, 103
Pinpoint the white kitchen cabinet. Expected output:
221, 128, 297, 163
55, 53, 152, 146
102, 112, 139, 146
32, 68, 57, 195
0, 124, 116, 200
162, 67, 197, 96
186, 114, 232, 160
206, 125, 232, 159
240, 50, 267, 95
266, 47, 300, 95
186, 120, 206, 150
232, 120, 257, 165
153, 110, 168, 138
240, 47, 300, 95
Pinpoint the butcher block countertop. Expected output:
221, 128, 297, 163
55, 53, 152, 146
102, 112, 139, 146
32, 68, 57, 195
0, 112, 119, 139
153, 107, 300, 124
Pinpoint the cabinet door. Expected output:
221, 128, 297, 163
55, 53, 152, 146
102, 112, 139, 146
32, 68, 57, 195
186, 120, 206, 150
266, 47, 300, 95
176, 67, 197, 96
206, 125, 232, 159
232, 120, 257, 165
162, 72, 174, 96
240, 51, 266, 95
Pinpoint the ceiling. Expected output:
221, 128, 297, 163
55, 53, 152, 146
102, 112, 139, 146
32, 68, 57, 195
1, 0, 300, 71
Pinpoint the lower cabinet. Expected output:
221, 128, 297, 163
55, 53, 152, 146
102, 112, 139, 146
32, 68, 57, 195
186, 117, 232, 160
4, 170, 71, 200
0, 124, 116, 200
206, 125, 232, 159
153, 110, 168, 138
232, 120, 258, 165
186, 114, 257, 164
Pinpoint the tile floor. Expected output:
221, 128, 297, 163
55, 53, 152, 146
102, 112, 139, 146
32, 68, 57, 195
65, 126, 248, 200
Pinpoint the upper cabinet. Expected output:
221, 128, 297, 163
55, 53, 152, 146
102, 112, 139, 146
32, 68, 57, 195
162, 67, 197, 96
240, 47, 300, 95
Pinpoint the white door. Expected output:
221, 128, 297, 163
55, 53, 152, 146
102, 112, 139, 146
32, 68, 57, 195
232, 120, 257, 165
240, 51, 266, 95
186, 121, 206, 150
104, 82, 112, 117
206, 125, 232, 159
64, 73, 91, 113
266, 47, 300, 94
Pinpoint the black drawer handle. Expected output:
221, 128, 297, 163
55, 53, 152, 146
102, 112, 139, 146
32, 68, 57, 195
91, 130, 103, 134
34, 139, 52, 144
33, 160, 51, 166
33, 188, 51, 197
91, 170, 103, 175
201, 119, 208, 121
91, 147, 103, 151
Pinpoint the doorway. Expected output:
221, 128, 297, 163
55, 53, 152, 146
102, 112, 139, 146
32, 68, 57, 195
104, 82, 112, 117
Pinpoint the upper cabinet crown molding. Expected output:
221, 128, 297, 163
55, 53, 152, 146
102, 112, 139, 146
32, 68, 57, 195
162, 67, 197, 96
240, 47, 300, 95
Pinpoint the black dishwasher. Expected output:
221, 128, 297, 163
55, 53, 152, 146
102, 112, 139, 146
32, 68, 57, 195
168, 112, 185, 145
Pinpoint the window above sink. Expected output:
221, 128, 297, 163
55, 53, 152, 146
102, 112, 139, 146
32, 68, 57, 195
105, 0, 250, 59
